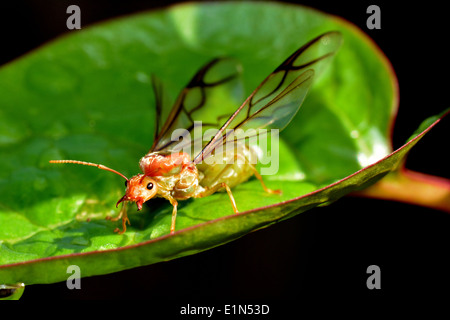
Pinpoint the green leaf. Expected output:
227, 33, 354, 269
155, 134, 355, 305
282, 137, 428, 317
0, 283, 25, 300
0, 2, 442, 285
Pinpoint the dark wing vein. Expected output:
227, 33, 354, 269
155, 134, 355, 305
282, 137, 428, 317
194, 31, 343, 164
149, 58, 243, 155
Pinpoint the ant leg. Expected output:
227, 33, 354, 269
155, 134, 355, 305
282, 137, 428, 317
196, 182, 239, 214
233, 152, 281, 195
116, 214, 130, 234
106, 204, 130, 234
106, 210, 122, 222
169, 197, 178, 234
248, 164, 282, 195
221, 183, 238, 214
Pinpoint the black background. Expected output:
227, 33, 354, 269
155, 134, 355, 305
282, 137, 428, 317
1, 0, 448, 308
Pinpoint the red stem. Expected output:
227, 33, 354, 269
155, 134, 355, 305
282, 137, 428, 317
353, 169, 450, 213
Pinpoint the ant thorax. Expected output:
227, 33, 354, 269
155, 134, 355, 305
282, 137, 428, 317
139, 151, 192, 177
139, 152, 202, 200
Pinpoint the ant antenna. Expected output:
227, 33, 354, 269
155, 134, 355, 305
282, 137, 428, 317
49, 160, 129, 181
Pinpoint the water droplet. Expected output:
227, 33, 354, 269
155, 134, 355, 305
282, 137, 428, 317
350, 130, 360, 139
33, 176, 48, 191
44, 120, 69, 139
98, 243, 118, 251
70, 236, 90, 246
81, 37, 112, 68
0, 121, 29, 147
25, 59, 79, 96
136, 71, 150, 83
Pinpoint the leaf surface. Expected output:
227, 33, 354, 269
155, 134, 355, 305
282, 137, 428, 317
0, 2, 441, 285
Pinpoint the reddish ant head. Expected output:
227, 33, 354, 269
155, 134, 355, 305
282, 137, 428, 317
49, 160, 157, 211
116, 174, 158, 211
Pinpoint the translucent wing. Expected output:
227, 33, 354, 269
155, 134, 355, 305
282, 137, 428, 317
150, 58, 244, 155
194, 31, 343, 164
150, 74, 166, 146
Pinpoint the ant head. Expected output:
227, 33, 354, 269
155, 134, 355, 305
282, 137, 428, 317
49, 160, 159, 211
116, 174, 158, 211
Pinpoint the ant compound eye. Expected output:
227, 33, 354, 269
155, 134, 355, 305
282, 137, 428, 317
124, 180, 128, 187
146, 182, 154, 190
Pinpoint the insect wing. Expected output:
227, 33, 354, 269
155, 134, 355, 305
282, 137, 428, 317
150, 74, 167, 147
194, 31, 343, 164
150, 58, 244, 156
